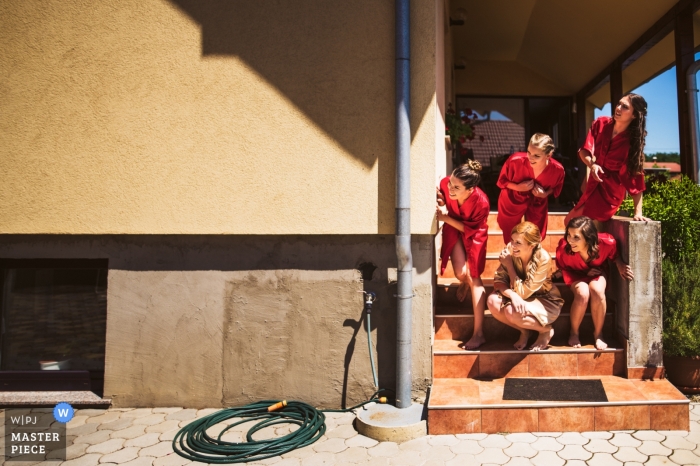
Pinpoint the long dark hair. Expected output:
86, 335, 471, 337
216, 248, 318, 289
623, 93, 647, 176
452, 160, 482, 189
565, 216, 599, 262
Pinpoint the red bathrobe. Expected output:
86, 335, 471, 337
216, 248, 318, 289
496, 152, 565, 243
439, 176, 489, 278
572, 116, 645, 221
555, 233, 618, 285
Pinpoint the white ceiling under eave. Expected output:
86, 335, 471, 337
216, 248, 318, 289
451, 0, 682, 101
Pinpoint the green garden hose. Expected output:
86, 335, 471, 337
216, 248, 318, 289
172, 390, 391, 464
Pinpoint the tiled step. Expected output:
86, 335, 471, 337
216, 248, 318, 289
485, 211, 568, 233
436, 279, 574, 307
427, 376, 689, 434
433, 339, 625, 378
486, 230, 564, 253
439, 256, 560, 281
433, 309, 613, 339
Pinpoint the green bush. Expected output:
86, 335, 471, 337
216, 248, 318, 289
618, 176, 700, 262
662, 252, 700, 357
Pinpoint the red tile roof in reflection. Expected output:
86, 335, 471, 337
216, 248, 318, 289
461, 120, 526, 167
643, 162, 681, 172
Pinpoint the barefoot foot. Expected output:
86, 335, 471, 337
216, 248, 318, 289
463, 333, 485, 350
594, 335, 608, 350
456, 281, 470, 302
530, 327, 554, 351
514, 330, 530, 350
568, 333, 581, 348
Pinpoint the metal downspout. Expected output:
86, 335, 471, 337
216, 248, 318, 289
395, 0, 413, 409
686, 60, 700, 184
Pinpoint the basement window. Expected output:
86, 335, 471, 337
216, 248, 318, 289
0, 259, 108, 396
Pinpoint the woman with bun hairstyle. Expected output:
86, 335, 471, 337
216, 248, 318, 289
556, 216, 633, 350
437, 160, 490, 350
565, 93, 651, 225
487, 221, 564, 351
497, 133, 565, 243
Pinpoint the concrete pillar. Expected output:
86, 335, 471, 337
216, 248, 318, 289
603, 217, 663, 379
675, 3, 695, 179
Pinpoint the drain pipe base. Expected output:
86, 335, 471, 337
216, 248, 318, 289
355, 402, 426, 442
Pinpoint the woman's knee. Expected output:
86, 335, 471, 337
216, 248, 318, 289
486, 293, 501, 311
572, 282, 590, 302
589, 278, 607, 301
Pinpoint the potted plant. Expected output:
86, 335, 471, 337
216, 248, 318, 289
620, 176, 700, 392
445, 104, 483, 168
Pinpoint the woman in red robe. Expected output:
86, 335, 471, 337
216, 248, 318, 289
565, 93, 651, 225
437, 160, 490, 350
497, 133, 565, 243
555, 216, 633, 350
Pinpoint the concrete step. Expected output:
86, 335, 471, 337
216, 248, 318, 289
434, 310, 614, 342
433, 338, 624, 379
427, 376, 689, 434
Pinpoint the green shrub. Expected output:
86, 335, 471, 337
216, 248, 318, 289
618, 176, 700, 262
662, 252, 700, 357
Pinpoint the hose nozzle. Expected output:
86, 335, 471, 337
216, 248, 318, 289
267, 400, 287, 412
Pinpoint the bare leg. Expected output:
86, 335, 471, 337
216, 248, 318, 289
589, 277, 608, 350
450, 241, 471, 303
569, 281, 590, 348
464, 276, 486, 350
487, 294, 530, 349
502, 300, 553, 351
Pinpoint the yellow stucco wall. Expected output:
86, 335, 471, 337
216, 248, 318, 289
0, 0, 438, 235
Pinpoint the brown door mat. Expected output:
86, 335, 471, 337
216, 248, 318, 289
503, 378, 608, 402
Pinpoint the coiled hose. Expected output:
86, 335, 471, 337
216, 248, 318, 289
172, 390, 391, 464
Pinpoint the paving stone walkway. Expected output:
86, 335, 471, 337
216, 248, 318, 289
4, 403, 700, 465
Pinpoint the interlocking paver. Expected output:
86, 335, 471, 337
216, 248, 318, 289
121, 409, 154, 419
444, 453, 476, 466
153, 453, 193, 466
398, 436, 430, 452
367, 442, 399, 457
427, 434, 459, 446
474, 447, 510, 464
479, 434, 511, 448
563, 461, 587, 466
140, 441, 176, 458
449, 439, 483, 455
119, 457, 156, 466
455, 433, 488, 440
632, 430, 666, 441
389, 450, 425, 465
61, 453, 104, 466
111, 425, 147, 439
311, 437, 348, 453
645, 455, 677, 465
274, 459, 302, 466
531, 437, 564, 451
587, 452, 622, 465
583, 438, 617, 453
505, 433, 537, 443
152, 408, 183, 414
325, 424, 358, 439
556, 444, 592, 461
612, 446, 648, 463
530, 450, 565, 466
76, 409, 109, 417
146, 420, 181, 434
345, 434, 378, 448
638, 440, 673, 456
610, 432, 642, 447
125, 432, 161, 447
556, 432, 588, 445
504, 457, 536, 466
100, 446, 140, 463
68, 422, 99, 437
87, 412, 122, 424
99, 417, 135, 431
65, 441, 89, 460
504, 442, 537, 458
300, 452, 338, 465
669, 448, 700, 464
86, 437, 125, 454
532, 432, 561, 437
67, 415, 89, 428
133, 414, 167, 426
73, 429, 112, 445
281, 444, 317, 460
333, 446, 369, 463
166, 409, 197, 421
418, 445, 455, 462
662, 434, 696, 450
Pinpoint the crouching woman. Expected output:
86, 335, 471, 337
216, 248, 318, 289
487, 222, 565, 351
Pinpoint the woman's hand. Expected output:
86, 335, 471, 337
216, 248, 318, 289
515, 180, 535, 192
616, 262, 634, 281
498, 247, 512, 266
531, 183, 548, 198
436, 187, 445, 207
590, 163, 605, 182
509, 293, 527, 314
586, 268, 603, 277
436, 205, 449, 222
